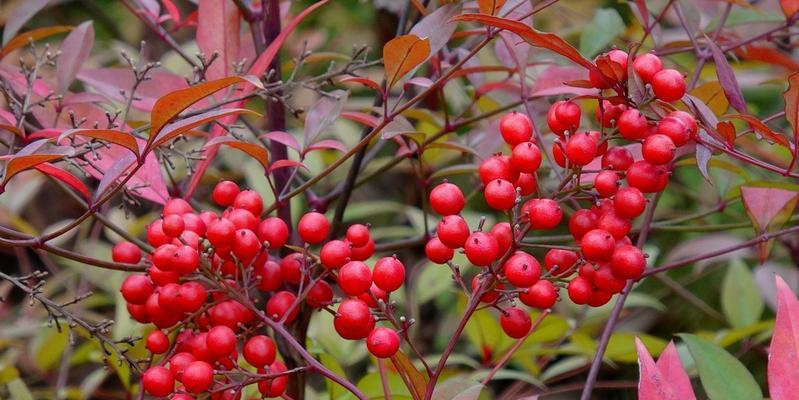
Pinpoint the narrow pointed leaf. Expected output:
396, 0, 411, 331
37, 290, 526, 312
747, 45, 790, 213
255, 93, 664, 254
768, 275, 799, 400
1, 26, 72, 59
197, 0, 240, 80
339, 76, 382, 92
706, 35, 747, 114
150, 108, 258, 150
721, 260, 764, 329
60, 129, 140, 156
780, 0, 799, 20
783, 71, 799, 156
259, 131, 301, 152
656, 341, 695, 399
269, 159, 308, 173
57, 21, 94, 93
304, 90, 348, 145
740, 186, 799, 233
205, 137, 269, 171
724, 114, 790, 148
3, 0, 53, 45
477, 0, 506, 15
304, 139, 347, 154
383, 34, 431, 89
679, 333, 762, 400
33, 163, 90, 202
637, 337, 679, 400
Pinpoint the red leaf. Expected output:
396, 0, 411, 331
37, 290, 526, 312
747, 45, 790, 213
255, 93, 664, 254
780, 0, 799, 20
741, 186, 799, 233
383, 34, 431, 89
340, 111, 379, 128
706, 35, 747, 114
2, 0, 53, 45
339, 76, 382, 92
57, 21, 94, 94
724, 114, 790, 148
150, 108, 259, 150
734, 45, 799, 71
77, 68, 191, 112
94, 152, 137, 202
162, 0, 182, 25
259, 131, 301, 152
768, 275, 799, 400
716, 121, 736, 148
783, 71, 799, 159
304, 90, 348, 145
269, 159, 308, 173
475, 81, 521, 98
637, 338, 696, 400
477, 0, 506, 15
33, 162, 90, 202
205, 137, 269, 172
633, 0, 650, 28
0, 124, 24, 139
1, 26, 72, 59
304, 139, 347, 154
197, 0, 241, 81
59, 129, 141, 156
1, 140, 74, 189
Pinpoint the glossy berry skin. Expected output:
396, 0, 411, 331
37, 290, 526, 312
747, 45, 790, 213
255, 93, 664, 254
642, 134, 676, 165
182, 361, 214, 393
547, 103, 568, 135
334, 299, 375, 340
484, 179, 516, 210
232, 190, 263, 216
589, 290, 614, 307
429, 182, 465, 216
611, 245, 646, 279
163, 198, 193, 216
121, 275, 153, 304
306, 280, 334, 308
169, 352, 196, 380
266, 291, 299, 323
206, 325, 236, 358
373, 257, 405, 292
580, 229, 616, 262
657, 116, 692, 147
614, 187, 647, 219
516, 173, 537, 196
565, 132, 598, 166
568, 209, 598, 241
367, 327, 401, 358
503, 252, 541, 287
499, 111, 533, 145
147, 220, 171, 247
633, 53, 663, 83
594, 170, 620, 198
243, 335, 276, 368
519, 280, 558, 309
320, 240, 351, 269
511, 142, 542, 173
142, 366, 175, 397
162, 214, 185, 238
479, 155, 519, 184
178, 282, 207, 313
146, 330, 170, 354
595, 100, 627, 128
212, 180, 240, 206
522, 198, 563, 230
597, 212, 632, 240
626, 161, 669, 193
297, 212, 330, 244
500, 307, 532, 338
112, 242, 142, 264
346, 224, 371, 247
256, 217, 289, 250
254, 260, 283, 292
350, 238, 375, 261
617, 109, 648, 140
544, 249, 579, 277
464, 232, 500, 267
552, 140, 567, 168
338, 261, 373, 296
554, 101, 581, 133
567, 276, 593, 305
490, 222, 513, 256
437, 215, 470, 248
601, 146, 634, 171
226, 208, 258, 231
593, 264, 626, 293
651, 69, 686, 102
258, 361, 288, 397
207, 218, 236, 247
232, 229, 260, 263
425, 237, 454, 264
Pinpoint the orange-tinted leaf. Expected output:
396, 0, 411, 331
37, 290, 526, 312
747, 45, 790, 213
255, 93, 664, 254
205, 137, 269, 171
0, 26, 72, 59
340, 111, 378, 128
150, 108, 259, 150
384, 34, 431, 89
269, 159, 308, 173
690, 81, 729, 116
391, 351, 427, 400
596, 54, 626, 84
33, 162, 90, 202
734, 45, 799, 71
724, 114, 790, 148
304, 139, 347, 154
783, 71, 799, 157
1, 141, 74, 189
0, 124, 24, 138
477, 0, 506, 15
780, 0, 799, 19
338, 76, 382, 92
453, 14, 600, 75
768, 275, 799, 400
716, 121, 736, 148
60, 129, 141, 156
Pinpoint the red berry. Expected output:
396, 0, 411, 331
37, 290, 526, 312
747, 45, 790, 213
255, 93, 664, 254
656, 116, 691, 147
617, 108, 648, 140
515, 173, 537, 196
298, 212, 329, 244
232, 190, 263, 216
177, 282, 206, 313
651, 69, 686, 102
373, 257, 405, 292
207, 218, 236, 247
547, 102, 568, 135
429, 182, 465, 216
614, 187, 647, 219
212, 180, 240, 206
163, 198, 193, 216
503, 252, 541, 287
521, 198, 562, 230
595, 100, 627, 128
367, 327, 401, 358
157, 283, 182, 313
338, 261, 373, 296
112, 241, 142, 264
149, 264, 180, 286
567, 276, 593, 305
334, 299, 375, 340
146, 330, 170, 354
425, 237, 454, 264
258, 361, 288, 397
601, 146, 634, 171
320, 240, 351, 269
182, 361, 214, 393
121, 274, 153, 304
511, 142, 542, 173
565, 132, 598, 166
580, 229, 616, 262
626, 161, 669, 193
484, 179, 516, 210
256, 217, 290, 250
610, 245, 646, 279
499, 111, 533, 145
519, 280, 558, 309
437, 215, 470, 248
554, 100, 581, 133
162, 214, 185, 237
169, 352, 196, 380
500, 307, 532, 338
346, 224, 371, 247
490, 222, 513, 256
232, 229, 261, 263
306, 280, 334, 308
544, 249, 579, 277
280, 253, 304, 285
552, 140, 567, 168
594, 170, 620, 198
358, 283, 388, 308
226, 208, 258, 231
206, 325, 236, 358
254, 259, 283, 292
172, 245, 200, 274
633, 53, 663, 83
479, 155, 519, 184
266, 291, 298, 323
147, 219, 171, 247
588, 289, 613, 307
142, 366, 175, 397
350, 238, 375, 261
597, 212, 632, 240
127, 302, 150, 323
464, 231, 500, 267
472, 275, 504, 303
642, 134, 676, 165
568, 209, 598, 240
243, 335, 276, 368
593, 264, 626, 293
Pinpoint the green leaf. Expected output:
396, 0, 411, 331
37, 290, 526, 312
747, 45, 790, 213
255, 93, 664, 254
6, 378, 34, 400
679, 333, 763, 400
320, 353, 348, 400
606, 333, 667, 363
721, 260, 764, 328
415, 263, 455, 305
431, 377, 484, 400
579, 8, 625, 57
32, 326, 69, 371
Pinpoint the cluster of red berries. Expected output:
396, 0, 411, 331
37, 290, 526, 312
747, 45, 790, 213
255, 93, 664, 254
116, 181, 406, 398
425, 50, 692, 340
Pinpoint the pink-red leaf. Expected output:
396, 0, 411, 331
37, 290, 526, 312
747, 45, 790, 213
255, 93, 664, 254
2, 0, 53, 45
706, 35, 747, 114
94, 152, 136, 202
780, 0, 799, 20
205, 137, 269, 171
150, 108, 258, 150
716, 121, 736, 148
1, 140, 74, 189
340, 111, 379, 128
269, 159, 308, 173
304, 90, 348, 144
637, 338, 696, 400
77, 68, 190, 112
304, 139, 347, 154
57, 21, 94, 93
197, 0, 241, 81
339, 76, 382, 92
769, 275, 799, 400
383, 34, 431, 89
1, 26, 72, 59
33, 162, 90, 202
0, 124, 24, 139
59, 129, 141, 156
741, 186, 799, 233
259, 131, 301, 152
783, 71, 799, 158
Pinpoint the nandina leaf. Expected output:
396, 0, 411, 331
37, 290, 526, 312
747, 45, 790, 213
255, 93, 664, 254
633, 0, 650, 28
477, 0, 506, 15
197, 0, 240, 81
1, 141, 74, 189
783, 71, 799, 158
59, 129, 141, 156
741, 186, 799, 233
205, 137, 269, 172
0, 124, 24, 138
33, 162, 90, 202
150, 108, 259, 150
690, 81, 729, 116
655, 341, 695, 399
383, 34, 431, 89
162, 0, 181, 24
77, 68, 190, 112
768, 275, 799, 400
475, 81, 521, 97
679, 333, 762, 400
2, 0, 53, 45
56, 21, 93, 94
637, 338, 682, 400
595, 54, 626, 84
391, 351, 428, 400
735, 45, 799, 71
269, 159, 308, 173
706, 35, 747, 114
340, 111, 379, 128
452, 14, 600, 76
94, 152, 137, 202
0, 26, 72, 59
304, 90, 348, 145
338, 76, 382, 92
148, 76, 252, 146
304, 139, 347, 155
724, 114, 790, 148
409, 4, 459, 56
716, 121, 736, 148
259, 131, 301, 152
780, 0, 799, 20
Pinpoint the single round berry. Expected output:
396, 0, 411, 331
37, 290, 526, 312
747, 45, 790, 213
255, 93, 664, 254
515, 173, 537, 196
568, 209, 598, 241
484, 179, 516, 210
617, 108, 648, 140
565, 132, 598, 166
112, 241, 142, 264
280, 254, 304, 285
320, 240, 352, 269
346, 224, 371, 247
522, 198, 563, 230
567, 276, 593, 305
552, 140, 567, 168
547, 102, 568, 135
373, 257, 406, 292
350, 238, 375, 261
594, 170, 620, 198
254, 259, 283, 292
226, 208, 258, 231
338, 261, 373, 296
436, 215, 470, 248
479, 155, 519, 184
298, 212, 330, 244
554, 100, 581, 133
266, 291, 299, 323
601, 146, 634, 171
614, 187, 647, 219
147, 219, 171, 247
121, 275, 153, 305
593, 264, 627, 293
642, 134, 676, 165
490, 222, 513, 256
429, 182, 465, 216
206, 325, 236, 358
182, 361, 214, 393
464, 231, 500, 267
243, 335, 276, 368
172, 245, 200, 274
580, 229, 616, 262
146, 330, 170, 354
511, 142, 542, 173
168, 352, 197, 380
633, 53, 663, 83
163, 198, 193, 216
503, 252, 541, 287
127, 302, 150, 323
177, 282, 206, 313
500, 307, 532, 338
306, 280, 334, 308
213, 180, 240, 206
157, 283, 182, 313
544, 249, 579, 277
651, 69, 686, 102
597, 212, 632, 240
256, 217, 290, 250
656, 116, 691, 147
664, 110, 697, 145
589, 289, 613, 307
610, 245, 646, 279
595, 100, 627, 128
334, 299, 375, 340
162, 214, 185, 238
258, 361, 288, 397
519, 280, 558, 309
232, 190, 263, 216
142, 366, 175, 397
425, 237, 454, 264
207, 218, 236, 247
499, 111, 533, 145
626, 161, 669, 193
232, 229, 261, 262
367, 327, 401, 358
